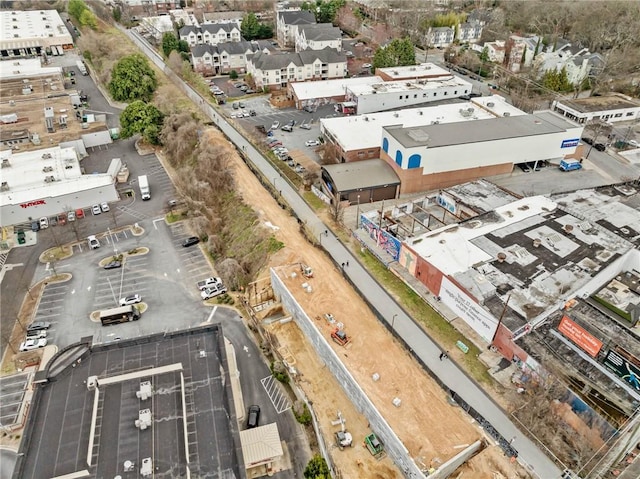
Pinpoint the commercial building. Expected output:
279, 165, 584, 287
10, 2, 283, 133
380, 110, 583, 194
0, 146, 119, 226
0, 10, 73, 58
375, 63, 452, 82
320, 95, 526, 163
321, 159, 400, 204
345, 76, 473, 114
552, 94, 640, 124
289, 75, 383, 110
247, 48, 347, 91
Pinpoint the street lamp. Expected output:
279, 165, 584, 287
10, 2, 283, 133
391, 314, 398, 330
356, 194, 360, 229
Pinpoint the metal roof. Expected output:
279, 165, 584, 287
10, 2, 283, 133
322, 159, 400, 192
239, 423, 283, 468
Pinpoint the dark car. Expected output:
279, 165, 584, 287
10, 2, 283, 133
582, 137, 594, 145
247, 405, 260, 428
594, 143, 606, 152
249, 110, 257, 116
458, 94, 471, 100
182, 236, 200, 247
469, 92, 482, 98
27, 321, 51, 332
104, 260, 122, 270
517, 163, 531, 173
31, 220, 40, 232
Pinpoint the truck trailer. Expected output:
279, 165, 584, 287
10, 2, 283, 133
76, 60, 88, 75
138, 175, 151, 200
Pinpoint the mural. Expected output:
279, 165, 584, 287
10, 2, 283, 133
399, 245, 417, 275
361, 215, 401, 261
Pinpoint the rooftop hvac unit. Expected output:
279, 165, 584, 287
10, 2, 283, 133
363, 116, 369, 121
1, 159, 10, 168
44, 175, 56, 183
393, 71, 398, 75
87, 376, 98, 390
487, 102, 495, 107
42, 166, 53, 172
41, 153, 51, 159
503, 112, 511, 117
1, 182, 9, 191
141, 458, 153, 477
136, 381, 153, 400
394, 113, 399, 117
410, 67, 416, 71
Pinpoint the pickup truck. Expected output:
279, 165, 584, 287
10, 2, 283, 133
197, 277, 224, 291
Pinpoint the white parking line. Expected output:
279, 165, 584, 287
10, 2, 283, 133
35, 313, 61, 319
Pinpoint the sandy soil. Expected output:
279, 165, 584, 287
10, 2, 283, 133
218, 128, 501, 478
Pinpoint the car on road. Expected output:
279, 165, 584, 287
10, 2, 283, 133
458, 94, 471, 100
67, 211, 76, 222
104, 260, 122, 270
39, 217, 49, 229
270, 121, 280, 130
582, 137, 594, 145
182, 236, 200, 247
197, 277, 224, 291
27, 321, 51, 332
201, 285, 228, 300
247, 405, 260, 428
19, 338, 48, 352
100, 202, 110, 212
120, 294, 142, 306
594, 143, 606, 152
92, 204, 102, 215
87, 235, 100, 250
305, 139, 320, 147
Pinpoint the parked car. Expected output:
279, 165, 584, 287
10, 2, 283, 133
31, 220, 40, 232
87, 235, 100, 250
67, 211, 76, 222
232, 102, 239, 109
295, 165, 306, 174
197, 277, 224, 291
16, 229, 26, 244
281, 124, 293, 132
628, 140, 638, 147
469, 92, 482, 97
517, 163, 531, 173
245, 89, 255, 94
362, 63, 372, 69
120, 294, 142, 306
100, 202, 110, 212
75, 208, 85, 219
239, 85, 248, 91
49, 216, 58, 227
299, 123, 311, 130
182, 236, 200, 247
305, 139, 320, 147
582, 137, 594, 145
92, 204, 102, 215
57, 213, 67, 225
27, 321, 51, 332
249, 110, 257, 116
247, 405, 260, 428
458, 94, 471, 100
270, 121, 280, 130
594, 143, 606, 152
233, 82, 244, 88
39, 217, 49, 229
239, 102, 245, 108
26, 330, 47, 340
19, 338, 48, 352
303, 105, 315, 113
201, 285, 227, 300
104, 260, 122, 270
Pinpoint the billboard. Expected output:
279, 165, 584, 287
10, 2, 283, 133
561, 138, 580, 148
604, 349, 640, 391
439, 277, 498, 342
558, 316, 602, 357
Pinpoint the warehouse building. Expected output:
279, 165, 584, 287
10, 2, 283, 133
0, 10, 73, 58
320, 95, 526, 163
288, 75, 383, 110
552, 93, 640, 124
321, 159, 400, 204
380, 111, 583, 194
346, 76, 473, 114
0, 146, 119, 227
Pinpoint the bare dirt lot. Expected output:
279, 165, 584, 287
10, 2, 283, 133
218, 127, 528, 478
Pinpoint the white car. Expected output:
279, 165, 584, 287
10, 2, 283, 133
87, 235, 100, 250
201, 285, 227, 300
197, 277, 224, 291
305, 140, 320, 147
26, 330, 47, 340
100, 202, 110, 212
362, 63, 372, 69
92, 204, 102, 215
120, 294, 142, 306
39, 217, 49, 229
19, 338, 47, 352
271, 121, 280, 130
629, 140, 639, 147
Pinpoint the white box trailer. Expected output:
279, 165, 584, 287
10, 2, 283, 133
138, 175, 150, 200
76, 60, 88, 75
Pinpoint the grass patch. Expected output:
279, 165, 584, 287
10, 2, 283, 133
303, 191, 326, 211
166, 211, 187, 223
357, 248, 492, 385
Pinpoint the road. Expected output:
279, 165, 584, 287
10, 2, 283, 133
126, 29, 563, 479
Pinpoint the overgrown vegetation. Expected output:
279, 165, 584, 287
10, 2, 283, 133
119, 101, 164, 145
270, 361, 289, 384
293, 401, 312, 426
108, 53, 158, 102
240, 13, 273, 40
372, 38, 416, 70
304, 454, 330, 479
300, 0, 346, 24
68, 0, 98, 29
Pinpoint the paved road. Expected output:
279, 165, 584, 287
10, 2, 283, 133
127, 29, 563, 479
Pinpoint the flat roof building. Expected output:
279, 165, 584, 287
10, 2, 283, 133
0, 10, 73, 58
380, 110, 583, 194
552, 93, 640, 124
346, 76, 473, 114
375, 63, 452, 82
289, 75, 383, 109
321, 159, 400, 204
320, 95, 526, 163
0, 146, 119, 227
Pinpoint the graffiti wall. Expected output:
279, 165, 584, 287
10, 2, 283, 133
361, 215, 401, 261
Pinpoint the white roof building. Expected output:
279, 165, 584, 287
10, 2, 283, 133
0, 10, 73, 58
0, 146, 119, 226
290, 75, 383, 104
0, 58, 62, 81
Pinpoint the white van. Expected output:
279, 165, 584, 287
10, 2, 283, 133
87, 235, 100, 250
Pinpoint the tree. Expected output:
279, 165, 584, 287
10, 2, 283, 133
112, 7, 122, 23
304, 455, 330, 479
79, 9, 98, 29
372, 38, 416, 70
479, 46, 489, 63
241, 13, 261, 40
541, 66, 573, 92
301, 0, 345, 24
119, 101, 164, 145
229, 70, 238, 80
108, 53, 157, 102
162, 32, 180, 57
68, 0, 88, 21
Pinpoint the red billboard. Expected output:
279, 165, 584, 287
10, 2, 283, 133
558, 316, 602, 357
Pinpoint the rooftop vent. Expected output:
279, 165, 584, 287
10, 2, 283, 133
1, 159, 10, 168
564, 224, 574, 234
533, 238, 542, 248
487, 102, 495, 107
497, 252, 507, 263
42, 166, 53, 172
0, 182, 8, 191
44, 175, 56, 183
503, 112, 511, 117
418, 111, 423, 115
41, 153, 52, 159
394, 113, 399, 117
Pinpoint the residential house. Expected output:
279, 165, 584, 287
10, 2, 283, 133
534, 42, 604, 86
179, 22, 242, 47
472, 40, 506, 63
139, 15, 174, 42
116, 0, 177, 17
427, 27, 455, 48
276, 10, 316, 47
191, 40, 274, 76
247, 47, 347, 91
295, 24, 342, 52
467, 9, 492, 27
202, 11, 243, 26
457, 22, 482, 44
505, 35, 541, 72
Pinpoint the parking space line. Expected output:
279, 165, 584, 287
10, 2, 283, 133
34, 313, 61, 320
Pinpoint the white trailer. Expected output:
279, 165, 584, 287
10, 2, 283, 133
138, 175, 151, 200
76, 60, 88, 75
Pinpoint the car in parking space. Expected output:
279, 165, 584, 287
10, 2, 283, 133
49, 216, 58, 227
76, 208, 85, 219
469, 92, 482, 97
233, 82, 243, 88
517, 163, 531, 173
249, 110, 257, 116
303, 105, 315, 113
104, 260, 122, 270
39, 217, 49, 229
239, 102, 245, 108
17, 229, 26, 244
247, 405, 260, 428
245, 89, 256, 94
201, 285, 227, 300
458, 94, 471, 100
299, 122, 312, 130
67, 211, 76, 222
305, 139, 320, 147
281, 124, 293, 132
582, 137, 594, 145
26, 330, 47, 340
239, 85, 248, 91
57, 213, 67, 225
19, 338, 48, 352
27, 321, 51, 332
197, 277, 224, 291
120, 294, 142, 306
31, 220, 40, 232
628, 140, 638, 147
100, 202, 110, 212
362, 63, 372, 69
92, 204, 102, 215
270, 121, 280, 130
295, 165, 306, 174
182, 236, 200, 247
87, 235, 100, 250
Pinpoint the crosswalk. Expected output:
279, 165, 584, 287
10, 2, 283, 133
0, 253, 8, 270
